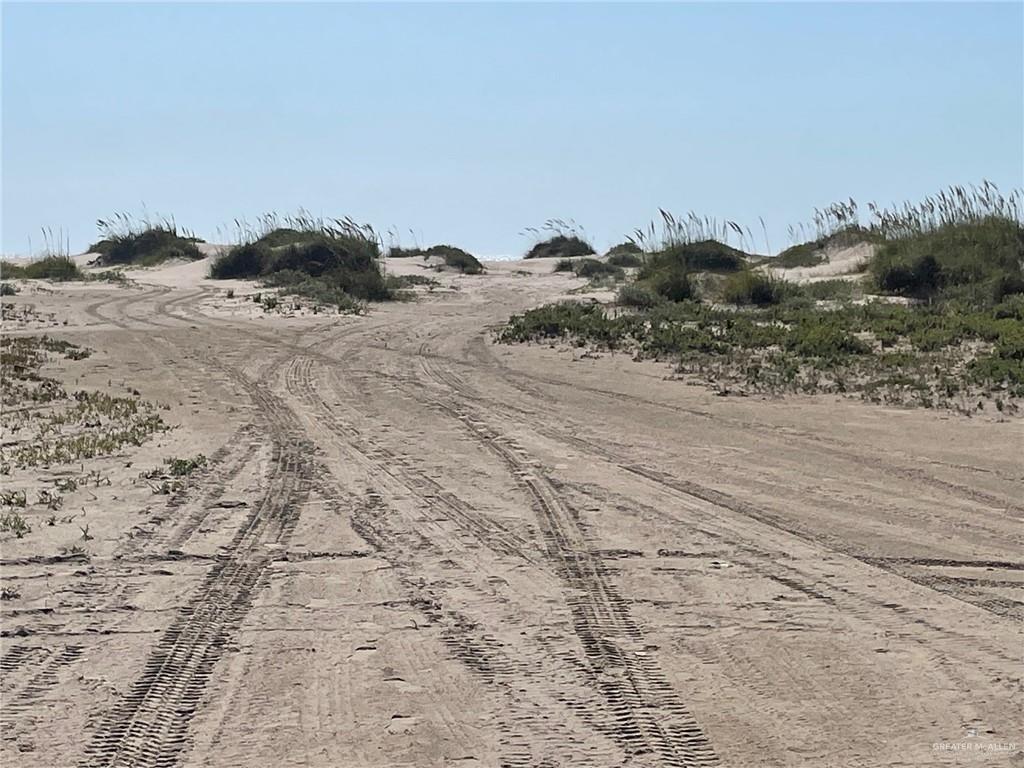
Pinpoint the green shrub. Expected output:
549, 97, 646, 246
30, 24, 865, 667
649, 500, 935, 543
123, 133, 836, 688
645, 264, 696, 302
607, 251, 643, 268
785, 322, 870, 357
867, 213, 1022, 304
573, 259, 624, 280
871, 251, 945, 298
992, 272, 1024, 303
1, 255, 83, 281
388, 246, 423, 258
721, 270, 785, 306
553, 258, 577, 273
617, 282, 662, 309
209, 242, 271, 278
606, 241, 642, 258
0, 282, 17, 296
165, 454, 208, 476
525, 235, 595, 260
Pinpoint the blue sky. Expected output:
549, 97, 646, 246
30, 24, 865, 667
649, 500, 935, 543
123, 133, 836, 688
3, 2, 1022, 257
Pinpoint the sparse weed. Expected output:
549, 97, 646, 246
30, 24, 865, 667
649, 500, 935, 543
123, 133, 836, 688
1, 490, 27, 507
164, 454, 208, 476
1, 511, 31, 538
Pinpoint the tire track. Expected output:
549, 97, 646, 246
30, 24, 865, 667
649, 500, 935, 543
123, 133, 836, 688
383, 334, 1024, 513
285, 356, 539, 564
420, 357, 1023, 619
80, 357, 313, 768
2, 645, 86, 748
350, 357, 720, 765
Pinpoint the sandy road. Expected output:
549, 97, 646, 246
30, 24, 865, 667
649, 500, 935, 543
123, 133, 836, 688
1, 260, 1021, 767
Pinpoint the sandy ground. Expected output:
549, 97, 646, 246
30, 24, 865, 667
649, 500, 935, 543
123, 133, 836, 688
1, 254, 1021, 768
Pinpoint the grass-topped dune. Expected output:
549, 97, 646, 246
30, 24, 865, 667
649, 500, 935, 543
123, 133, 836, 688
210, 217, 392, 310
387, 244, 484, 274
88, 214, 204, 267
522, 219, 595, 260
500, 183, 1024, 415
525, 235, 595, 260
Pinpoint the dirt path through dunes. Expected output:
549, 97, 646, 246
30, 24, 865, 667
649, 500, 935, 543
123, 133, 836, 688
1, 258, 1020, 767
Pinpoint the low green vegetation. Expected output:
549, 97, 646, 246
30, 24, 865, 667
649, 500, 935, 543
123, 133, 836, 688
869, 215, 1021, 302
629, 239, 749, 303
720, 270, 788, 306
499, 296, 1024, 412
1, 255, 84, 281
0, 511, 30, 539
1, 336, 166, 472
616, 282, 662, 309
165, 454, 208, 477
501, 184, 1024, 415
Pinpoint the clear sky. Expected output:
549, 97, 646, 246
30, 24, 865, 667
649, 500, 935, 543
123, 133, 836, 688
2, 2, 1022, 258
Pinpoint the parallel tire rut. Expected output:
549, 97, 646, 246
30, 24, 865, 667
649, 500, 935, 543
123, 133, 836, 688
80, 359, 313, 768
399, 361, 720, 766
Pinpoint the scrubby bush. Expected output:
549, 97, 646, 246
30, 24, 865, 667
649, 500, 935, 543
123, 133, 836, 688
0, 282, 16, 296
871, 252, 945, 299
606, 241, 642, 257
553, 258, 577, 273
991, 272, 1024, 303
721, 270, 786, 306
617, 282, 662, 309
607, 251, 643, 268
388, 246, 422, 258
573, 259, 624, 280
209, 242, 271, 279
643, 264, 696, 302
1, 255, 83, 281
